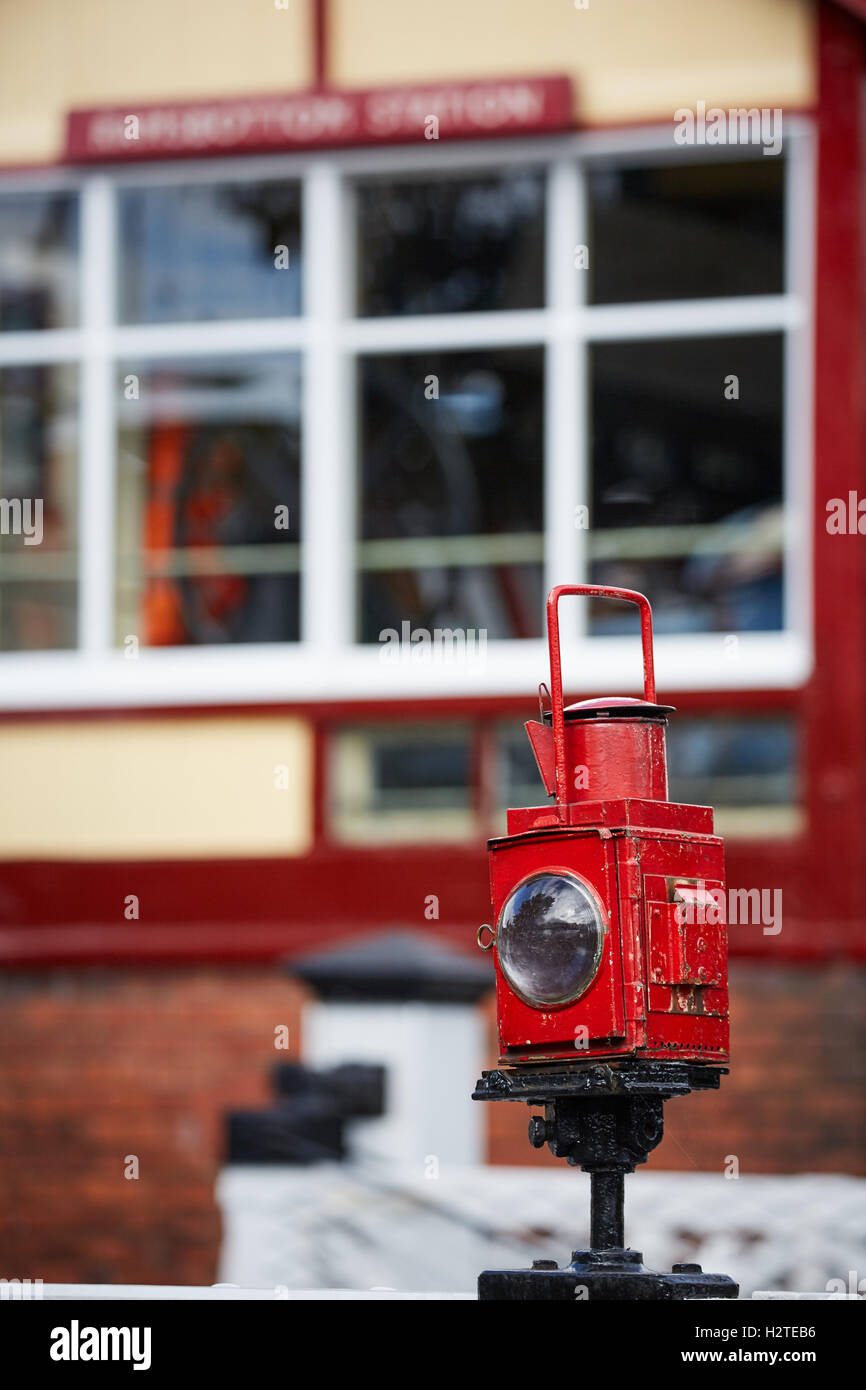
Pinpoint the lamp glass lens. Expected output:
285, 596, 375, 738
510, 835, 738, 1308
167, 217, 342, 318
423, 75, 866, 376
497, 873, 605, 1008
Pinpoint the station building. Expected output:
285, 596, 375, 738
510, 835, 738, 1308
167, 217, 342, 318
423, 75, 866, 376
0, 0, 862, 1284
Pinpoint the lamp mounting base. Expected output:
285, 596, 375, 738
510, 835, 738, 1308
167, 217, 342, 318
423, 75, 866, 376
473, 1060, 739, 1302
479, 1248, 739, 1301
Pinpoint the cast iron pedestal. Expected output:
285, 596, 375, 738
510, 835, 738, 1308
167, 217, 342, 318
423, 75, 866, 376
473, 1060, 739, 1301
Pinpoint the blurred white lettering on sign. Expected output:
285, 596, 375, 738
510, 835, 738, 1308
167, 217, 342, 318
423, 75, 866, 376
65, 77, 573, 162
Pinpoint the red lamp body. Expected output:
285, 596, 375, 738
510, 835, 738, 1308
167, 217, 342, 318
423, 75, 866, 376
488, 585, 730, 1067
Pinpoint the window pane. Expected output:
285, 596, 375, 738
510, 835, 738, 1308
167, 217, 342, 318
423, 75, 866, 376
0, 364, 78, 649
587, 159, 784, 303
116, 356, 301, 646
668, 715, 800, 837
355, 169, 544, 316
331, 724, 472, 843
358, 347, 544, 642
0, 192, 78, 330
497, 721, 546, 818
118, 182, 301, 323
589, 334, 784, 633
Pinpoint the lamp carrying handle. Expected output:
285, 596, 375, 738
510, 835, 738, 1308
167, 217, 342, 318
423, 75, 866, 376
546, 584, 657, 807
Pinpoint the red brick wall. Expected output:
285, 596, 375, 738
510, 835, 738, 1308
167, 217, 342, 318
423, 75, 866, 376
487, 963, 866, 1174
0, 968, 307, 1286
0, 961, 862, 1286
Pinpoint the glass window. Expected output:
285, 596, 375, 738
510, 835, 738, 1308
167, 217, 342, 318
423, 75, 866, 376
357, 346, 544, 642
587, 159, 784, 304
496, 721, 547, 821
0, 192, 78, 330
355, 169, 544, 316
0, 135, 808, 689
118, 181, 302, 323
0, 364, 78, 649
589, 333, 784, 634
116, 355, 301, 646
667, 715, 800, 837
330, 724, 472, 843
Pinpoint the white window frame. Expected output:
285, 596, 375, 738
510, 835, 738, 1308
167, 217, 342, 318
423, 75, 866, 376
0, 120, 814, 709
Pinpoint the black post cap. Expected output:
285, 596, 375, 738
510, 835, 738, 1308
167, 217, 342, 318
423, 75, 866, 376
286, 929, 494, 1004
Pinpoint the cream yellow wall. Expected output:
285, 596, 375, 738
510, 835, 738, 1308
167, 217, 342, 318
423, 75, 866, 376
0, 0, 816, 166
0, 0, 312, 165
332, 0, 816, 122
0, 717, 312, 859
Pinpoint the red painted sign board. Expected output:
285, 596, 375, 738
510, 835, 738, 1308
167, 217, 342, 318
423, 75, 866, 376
65, 75, 573, 162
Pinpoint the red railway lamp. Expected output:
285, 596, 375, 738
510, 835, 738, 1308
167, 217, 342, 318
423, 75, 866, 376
473, 584, 738, 1300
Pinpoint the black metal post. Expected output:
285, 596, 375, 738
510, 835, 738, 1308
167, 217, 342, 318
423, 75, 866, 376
590, 1169, 624, 1250
473, 1061, 740, 1299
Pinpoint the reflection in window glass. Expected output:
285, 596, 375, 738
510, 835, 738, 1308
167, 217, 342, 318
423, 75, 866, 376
358, 347, 544, 642
118, 182, 301, 323
331, 724, 472, 843
116, 356, 301, 646
668, 715, 799, 837
355, 170, 544, 316
589, 334, 784, 634
0, 193, 78, 331
587, 159, 784, 304
0, 364, 78, 649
